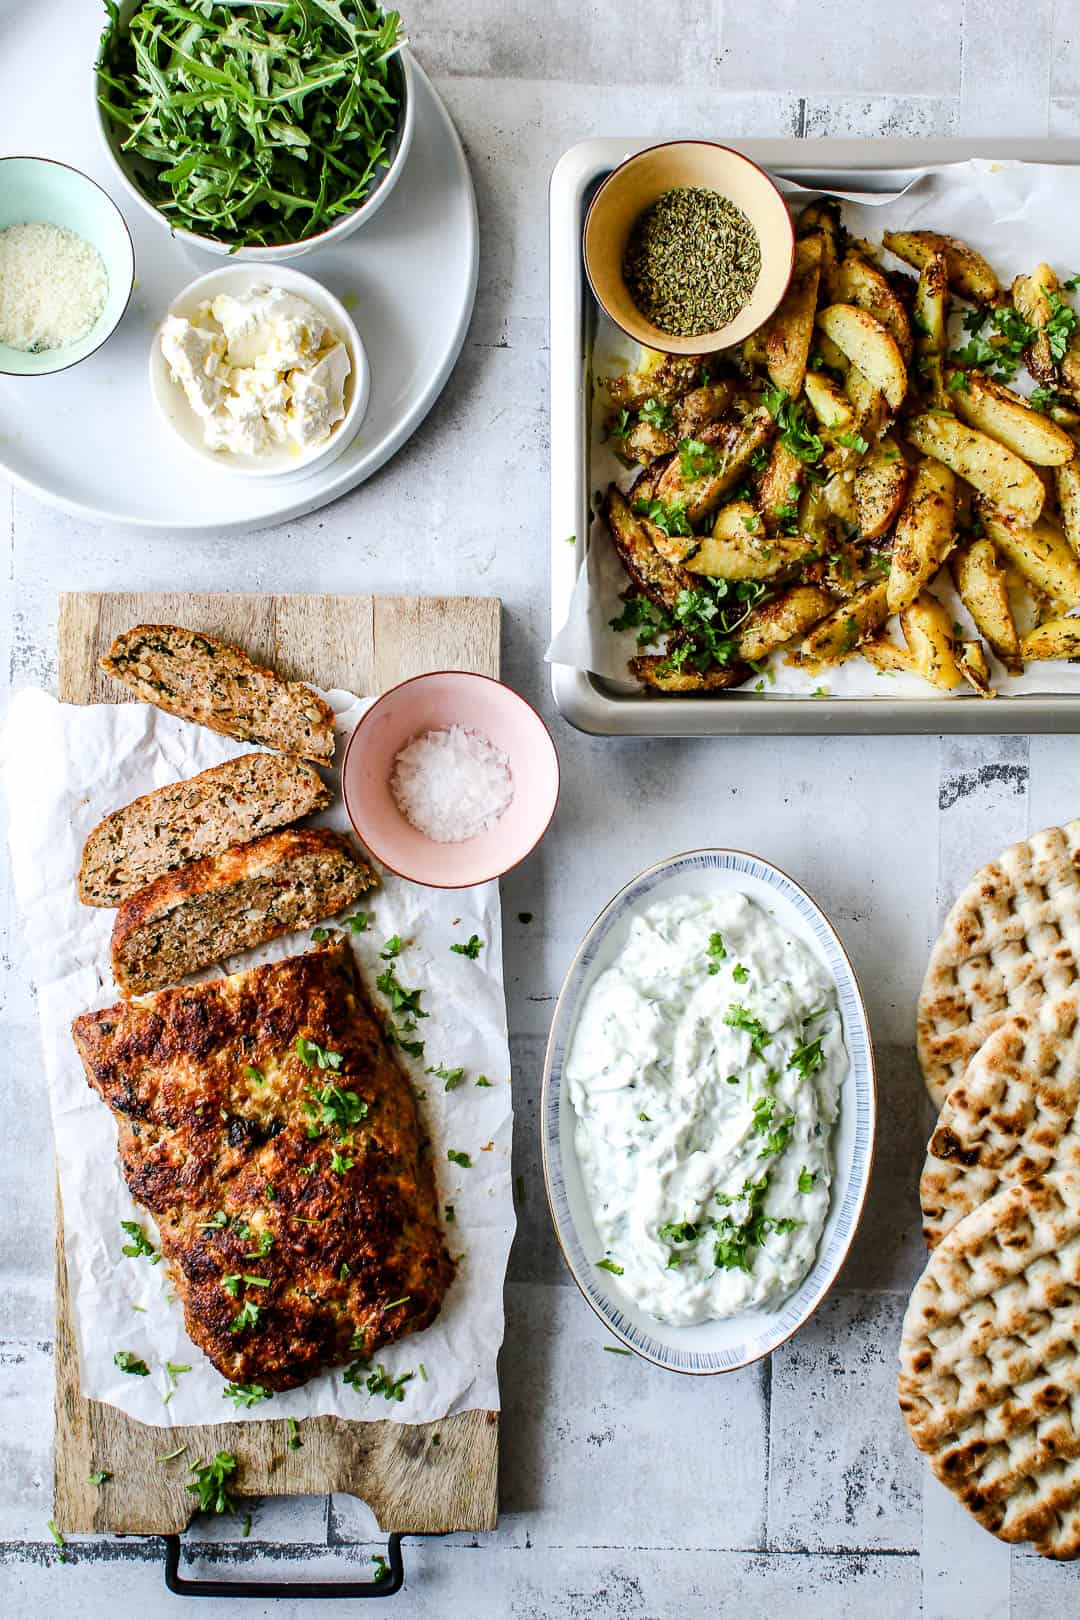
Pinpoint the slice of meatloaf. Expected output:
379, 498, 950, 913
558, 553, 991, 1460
111, 828, 374, 994
79, 753, 332, 908
100, 625, 336, 762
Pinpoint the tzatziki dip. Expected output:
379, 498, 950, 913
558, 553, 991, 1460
565, 892, 846, 1325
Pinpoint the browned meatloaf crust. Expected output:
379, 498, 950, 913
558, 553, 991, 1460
110, 827, 374, 995
79, 753, 332, 908
71, 938, 454, 1391
100, 625, 336, 763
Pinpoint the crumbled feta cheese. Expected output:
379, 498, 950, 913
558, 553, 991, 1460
161, 283, 351, 460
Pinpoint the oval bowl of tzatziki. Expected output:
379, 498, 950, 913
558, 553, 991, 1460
541, 848, 875, 1374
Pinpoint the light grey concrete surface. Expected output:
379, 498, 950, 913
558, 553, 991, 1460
3, 2, 1080, 1615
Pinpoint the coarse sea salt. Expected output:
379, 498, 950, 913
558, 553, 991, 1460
391, 725, 514, 844
0, 221, 108, 352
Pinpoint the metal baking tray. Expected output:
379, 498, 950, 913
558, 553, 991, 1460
549, 137, 1080, 737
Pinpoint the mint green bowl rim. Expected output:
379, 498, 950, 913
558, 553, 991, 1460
0, 154, 136, 379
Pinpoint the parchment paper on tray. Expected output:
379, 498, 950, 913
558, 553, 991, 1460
546, 160, 1080, 698
2, 687, 515, 1427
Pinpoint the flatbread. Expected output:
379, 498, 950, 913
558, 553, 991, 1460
920, 991, 1080, 1247
916, 819, 1080, 1107
899, 1171, 1080, 1558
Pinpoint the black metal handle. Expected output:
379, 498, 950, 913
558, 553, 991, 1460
163, 1530, 404, 1598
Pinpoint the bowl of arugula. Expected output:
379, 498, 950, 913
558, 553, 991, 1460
95, 0, 414, 260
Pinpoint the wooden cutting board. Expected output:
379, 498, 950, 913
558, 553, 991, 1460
53, 590, 501, 1537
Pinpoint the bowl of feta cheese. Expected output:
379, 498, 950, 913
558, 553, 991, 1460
541, 849, 875, 1373
149, 263, 369, 478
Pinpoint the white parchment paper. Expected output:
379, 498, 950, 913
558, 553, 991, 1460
2, 688, 515, 1427
547, 159, 1080, 698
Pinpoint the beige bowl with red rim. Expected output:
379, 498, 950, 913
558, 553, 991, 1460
342, 672, 560, 889
583, 140, 794, 356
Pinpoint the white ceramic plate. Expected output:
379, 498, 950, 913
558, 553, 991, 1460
0, 3, 477, 533
541, 849, 876, 1373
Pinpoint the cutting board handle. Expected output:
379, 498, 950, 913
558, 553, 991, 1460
163, 1531, 404, 1598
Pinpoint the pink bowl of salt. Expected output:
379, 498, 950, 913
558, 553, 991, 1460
342, 672, 560, 888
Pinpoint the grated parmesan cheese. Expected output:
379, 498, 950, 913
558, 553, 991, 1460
391, 725, 514, 844
0, 222, 108, 352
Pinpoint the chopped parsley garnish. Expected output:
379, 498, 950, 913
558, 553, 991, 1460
244, 1230, 274, 1259
476, 1074, 493, 1087
120, 1220, 160, 1264
344, 912, 371, 934
224, 1381, 272, 1409
447, 1149, 472, 1169
230, 1300, 262, 1334
427, 1062, 465, 1090
798, 1166, 817, 1194
444, 1203, 456, 1222
310, 1081, 368, 1132
343, 1356, 372, 1390
723, 1003, 771, 1057
187, 1452, 237, 1515
365, 1364, 414, 1402
375, 966, 428, 1020
639, 1110, 651, 1122
1029, 384, 1060, 412
679, 437, 719, 480
114, 1350, 150, 1376
243, 1064, 265, 1085
639, 396, 675, 432
609, 591, 670, 647
712, 1175, 775, 1271
380, 934, 404, 960
311, 926, 330, 942
288, 1417, 302, 1450
450, 933, 483, 958
946, 370, 969, 393
658, 1219, 700, 1246
329, 1149, 355, 1175
762, 386, 824, 464
87, 1470, 112, 1486
295, 1035, 343, 1072
603, 1344, 633, 1356
732, 963, 749, 984
706, 931, 727, 973
198, 1209, 230, 1230
596, 1257, 624, 1275
836, 429, 869, 453
633, 495, 693, 537
751, 1096, 795, 1160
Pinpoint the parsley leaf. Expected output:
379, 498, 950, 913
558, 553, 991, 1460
798, 1166, 817, 1194
223, 1381, 272, 1409
187, 1452, 237, 1515
639, 396, 675, 432
427, 1062, 465, 1091
732, 963, 749, 984
295, 1035, 343, 1072
120, 1220, 160, 1264
113, 1350, 150, 1376
365, 1364, 414, 1402
596, 1257, 624, 1274
450, 934, 483, 958
762, 386, 824, 464
706, 931, 727, 973
633, 495, 692, 537
380, 934, 403, 961
447, 1149, 472, 1168
679, 437, 720, 480
723, 1003, 771, 1058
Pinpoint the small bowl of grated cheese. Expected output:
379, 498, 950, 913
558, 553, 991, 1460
342, 672, 560, 888
0, 157, 134, 377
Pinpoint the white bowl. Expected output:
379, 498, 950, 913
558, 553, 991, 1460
149, 263, 370, 482
541, 848, 876, 1374
96, 1, 415, 263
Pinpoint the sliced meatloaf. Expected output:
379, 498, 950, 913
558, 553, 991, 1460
71, 938, 454, 1391
79, 753, 331, 908
100, 625, 336, 762
111, 828, 374, 995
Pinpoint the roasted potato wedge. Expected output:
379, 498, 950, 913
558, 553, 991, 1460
950, 370, 1076, 466
950, 538, 1022, 671
979, 507, 1080, 604
798, 579, 890, 665
887, 459, 956, 612
883, 230, 1000, 306
1012, 265, 1058, 385
914, 249, 949, 354
854, 435, 910, 541
835, 252, 913, 361
757, 443, 805, 530
604, 487, 694, 609
862, 637, 916, 675
1020, 616, 1080, 661
654, 409, 774, 525
1056, 459, 1080, 557
683, 502, 809, 579
796, 198, 843, 302
630, 655, 750, 692
817, 304, 907, 411
904, 412, 1045, 524
738, 585, 835, 663
956, 639, 994, 697
900, 593, 964, 689
844, 365, 889, 441
673, 382, 735, 438
804, 370, 856, 435
607, 351, 709, 412
620, 420, 675, 466
761, 235, 822, 398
